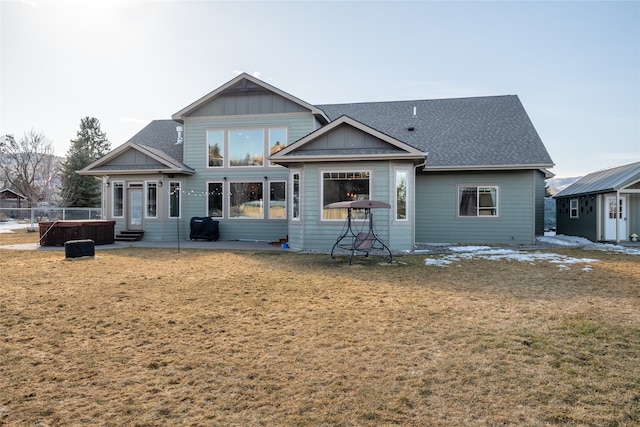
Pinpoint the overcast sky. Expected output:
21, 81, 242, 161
1, 0, 638, 178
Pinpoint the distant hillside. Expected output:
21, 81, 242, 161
546, 176, 582, 196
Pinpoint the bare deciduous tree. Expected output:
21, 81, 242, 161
0, 130, 60, 208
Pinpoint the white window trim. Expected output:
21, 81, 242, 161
145, 180, 158, 219
268, 180, 287, 220
206, 129, 225, 169
456, 184, 500, 218
291, 169, 302, 221
268, 127, 289, 167
168, 181, 182, 219
320, 169, 373, 222
206, 181, 224, 219
227, 180, 265, 220
570, 198, 579, 219
112, 181, 124, 218
393, 167, 410, 222
206, 126, 289, 169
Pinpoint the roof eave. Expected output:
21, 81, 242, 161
270, 153, 428, 164
78, 168, 195, 176
421, 163, 555, 172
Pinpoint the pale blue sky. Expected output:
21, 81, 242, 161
1, 0, 638, 177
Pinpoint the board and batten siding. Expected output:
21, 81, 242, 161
289, 161, 414, 252
179, 112, 316, 242
188, 92, 309, 117
415, 170, 538, 244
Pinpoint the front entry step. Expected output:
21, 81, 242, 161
115, 230, 145, 242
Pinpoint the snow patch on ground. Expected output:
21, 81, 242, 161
421, 233, 639, 269
0, 219, 36, 234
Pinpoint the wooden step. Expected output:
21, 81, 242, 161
115, 230, 144, 242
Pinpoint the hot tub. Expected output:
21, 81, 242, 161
39, 220, 116, 246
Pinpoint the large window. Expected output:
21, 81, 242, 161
207, 130, 224, 167
395, 170, 408, 220
269, 182, 286, 219
322, 171, 370, 220
208, 182, 223, 217
458, 186, 498, 217
113, 182, 124, 217
230, 182, 263, 218
229, 129, 264, 166
207, 127, 287, 168
146, 181, 157, 218
269, 128, 287, 165
169, 181, 181, 218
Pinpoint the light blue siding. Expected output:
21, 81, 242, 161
179, 113, 315, 242
289, 161, 414, 252
415, 170, 537, 244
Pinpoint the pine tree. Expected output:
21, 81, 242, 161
61, 117, 111, 207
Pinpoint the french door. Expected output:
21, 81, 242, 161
604, 195, 627, 241
127, 188, 143, 230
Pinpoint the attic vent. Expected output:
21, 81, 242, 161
175, 126, 183, 145
408, 127, 415, 132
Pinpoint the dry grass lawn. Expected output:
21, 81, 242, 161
1, 229, 639, 426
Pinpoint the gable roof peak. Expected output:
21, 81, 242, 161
172, 73, 329, 123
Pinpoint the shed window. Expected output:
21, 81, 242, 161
570, 199, 579, 218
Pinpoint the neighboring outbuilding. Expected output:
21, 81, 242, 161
80, 73, 554, 250
0, 188, 28, 217
554, 161, 640, 243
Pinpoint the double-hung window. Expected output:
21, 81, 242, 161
570, 199, 579, 218
458, 186, 498, 217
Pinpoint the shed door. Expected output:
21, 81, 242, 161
604, 196, 627, 241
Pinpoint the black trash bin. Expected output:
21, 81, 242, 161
190, 217, 219, 241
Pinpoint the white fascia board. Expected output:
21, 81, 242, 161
273, 116, 425, 159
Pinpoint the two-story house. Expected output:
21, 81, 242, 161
80, 73, 554, 251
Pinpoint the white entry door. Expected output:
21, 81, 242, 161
128, 188, 143, 230
604, 196, 627, 241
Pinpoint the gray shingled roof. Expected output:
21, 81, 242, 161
317, 96, 554, 168
554, 161, 640, 198
127, 120, 185, 163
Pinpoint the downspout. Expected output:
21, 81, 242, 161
412, 158, 428, 250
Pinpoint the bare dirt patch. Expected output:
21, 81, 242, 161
1, 232, 639, 426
